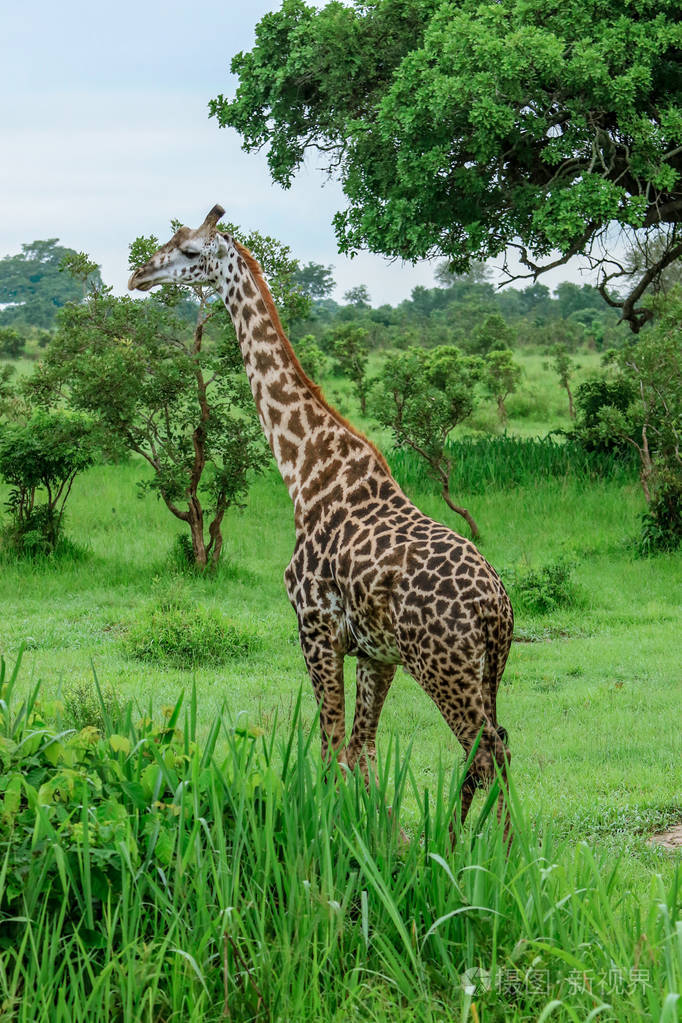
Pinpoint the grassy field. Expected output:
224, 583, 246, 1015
0, 348, 680, 1020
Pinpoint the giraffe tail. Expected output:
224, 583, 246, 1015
481, 593, 514, 743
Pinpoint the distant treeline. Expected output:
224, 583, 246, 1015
291, 266, 625, 354
1, 237, 623, 359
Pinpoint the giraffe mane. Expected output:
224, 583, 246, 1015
233, 240, 392, 477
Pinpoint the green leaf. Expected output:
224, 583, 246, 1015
1, 775, 22, 820
43, 740, 64, 766
108, 734, 131, 756
140, 763, 164, 800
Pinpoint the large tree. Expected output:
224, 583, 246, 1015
0, 239, 101, 329
212, 0, 682, 331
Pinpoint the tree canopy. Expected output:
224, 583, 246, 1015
212, 0, 682, 331
0, 239, 102, 329
293, 261, 335, 299
372, 344, 483, 535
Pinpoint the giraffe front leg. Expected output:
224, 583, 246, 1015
346, 656, 396, 784
347, 656, 410, 844
296, 614, 347, 763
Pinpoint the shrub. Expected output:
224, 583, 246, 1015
0, 651, 264, 928
571, 375, 635, 453
167, 532, 198, 572
63, 679, 121, 733
126, 588, 258, 665
293, 333, 328, 379
638, 472, 682, 556
505, 556, 580, 614
0, 409, 98, 555
0, 327, 26, 359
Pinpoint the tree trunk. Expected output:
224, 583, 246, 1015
497, 395, 507, 424
566, 383, 575, 420
188, 502, 207, 568
639, 424, 653, 505
207, 502, 227, 570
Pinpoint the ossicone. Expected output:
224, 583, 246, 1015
203, 204, 226, 228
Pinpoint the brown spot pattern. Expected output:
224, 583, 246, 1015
131, 214, 514, 841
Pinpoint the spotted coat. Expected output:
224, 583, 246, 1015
128, 206, 514, 830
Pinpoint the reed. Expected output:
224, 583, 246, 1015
389, 434, 638, 495
0, 653, 678, 1022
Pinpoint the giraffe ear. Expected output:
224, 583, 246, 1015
203, 205, 225, 228
215, 232, 230, 258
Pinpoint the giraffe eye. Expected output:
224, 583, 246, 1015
182, 247, 201, 259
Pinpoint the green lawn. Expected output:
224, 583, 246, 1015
2, 455, 679, 885
1, 348, 680, 1020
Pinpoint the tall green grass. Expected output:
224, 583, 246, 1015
0, 653, 679, 1022
389, 434, 638, 495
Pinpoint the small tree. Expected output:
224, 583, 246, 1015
372, 345, 482, 536
470, 313, 516, 356
294, 262, 335, 300
551, 344, 575, 419
0, 239, 102, 329
331, 324, 370, 414
593, 297, 682, 549
31, 224, 304, 570
293, 334, 328, 380
435, 260, 492, 287
0, 328, 26, 360
483, 349, 522, 424
342, 285, 371, 309
0, 409, 97, 554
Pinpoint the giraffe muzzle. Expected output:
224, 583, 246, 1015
128, 268, 155, 292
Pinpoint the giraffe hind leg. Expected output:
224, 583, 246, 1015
483, 606, 514, 841
345, 655, 396, 784
346, 655, 409, 843
399, 643, 510, 844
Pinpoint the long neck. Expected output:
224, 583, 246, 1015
216, 243, 391, 520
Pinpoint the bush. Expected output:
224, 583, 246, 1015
126, 587, 258, 665
0, 505, 61, 557
0, 327, 26, 359
0, 651, 680, 1022
63, 679, 121, 733
638, 472, 682, 556
0, 509, 90, 562
0, 409, 98, 555
293, 333, 328, 379
571, 376, 635, 453
167, 532, 198, 572
0, 651, 264, 928
505, 556, 580, 614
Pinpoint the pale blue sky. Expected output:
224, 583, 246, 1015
1, 0, 585, 303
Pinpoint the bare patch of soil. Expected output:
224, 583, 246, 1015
649, 824, 682, 851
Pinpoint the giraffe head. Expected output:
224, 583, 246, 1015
128, 205, 231, 292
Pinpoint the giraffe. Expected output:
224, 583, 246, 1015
129, 205, 514, 836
